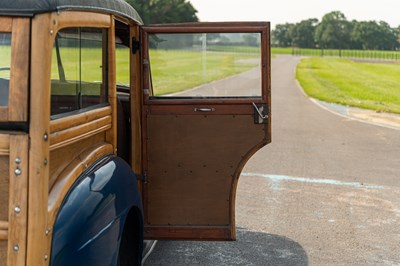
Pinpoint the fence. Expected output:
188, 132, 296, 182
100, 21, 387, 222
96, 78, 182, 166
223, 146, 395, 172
290, 48, 400, 61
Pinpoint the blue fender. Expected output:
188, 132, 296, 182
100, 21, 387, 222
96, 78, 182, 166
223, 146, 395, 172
50, 155, 143, 266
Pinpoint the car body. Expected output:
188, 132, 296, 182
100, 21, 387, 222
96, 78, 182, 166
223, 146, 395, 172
0, 0, 271, 265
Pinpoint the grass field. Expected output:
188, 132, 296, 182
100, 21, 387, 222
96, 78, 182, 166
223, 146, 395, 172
149, 49, 259, 95
296, 57, 400, 114
49, 47, 259, 96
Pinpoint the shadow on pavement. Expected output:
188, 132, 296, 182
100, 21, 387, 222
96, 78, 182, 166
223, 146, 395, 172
143, 227, 308, 266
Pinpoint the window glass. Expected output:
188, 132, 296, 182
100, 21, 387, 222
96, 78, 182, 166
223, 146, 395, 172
51, 28, 107, 117
0, 33, 11, 107
148, 32, 261, 98
116, 43, 130, 87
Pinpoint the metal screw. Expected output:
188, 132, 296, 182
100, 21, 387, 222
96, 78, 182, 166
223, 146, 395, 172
43, 133, 48, 141
14, 168, 21, 176
45, 228, 51, 235
13, 244, 19, 252
14, 206, 21, 214
15, 157, 21, 164
44, 159, 48, 165
44, 255, 48, 261
50, 29, 54, 35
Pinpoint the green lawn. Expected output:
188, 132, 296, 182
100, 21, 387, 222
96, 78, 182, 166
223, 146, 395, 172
49, 47, 259, 96
149, 49, 259, 95
297, 57, 400, 114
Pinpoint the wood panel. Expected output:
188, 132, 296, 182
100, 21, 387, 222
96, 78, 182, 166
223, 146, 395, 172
0, 108, 8, 122
27, 12, 53, 266
0, 134, 10, 156
0, 17, 10, 120
0, 17, 30, 123
49, 115, 111, 150
50, 106, 111, 132
8, 134, 29, 266
131, 25, 142, 184
145, 115, 265, 230
0, 18, 12, 31
49, 133, 106, 190
145, 225, 232, 240
0, 221, 8, 240
141, 22, 269, 34
8, 18, 30, 121
0, 156, 9, 222
0, 240, 7, 265
0, 134, 9, 263
25, 10, 115, 266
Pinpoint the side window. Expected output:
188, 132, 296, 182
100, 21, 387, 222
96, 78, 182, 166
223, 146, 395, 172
148, 32, 261, 98
51, 27, 108, 118
0, 33, 11, 107
115, 21, 130, 88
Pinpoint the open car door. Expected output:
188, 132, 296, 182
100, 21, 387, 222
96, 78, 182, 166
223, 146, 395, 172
140, 22, 271, 240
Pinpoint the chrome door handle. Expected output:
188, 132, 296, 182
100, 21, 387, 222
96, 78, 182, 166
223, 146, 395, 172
194, 108, 215, 112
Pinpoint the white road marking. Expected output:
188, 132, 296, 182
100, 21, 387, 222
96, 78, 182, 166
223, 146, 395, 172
241, 172, 384, 189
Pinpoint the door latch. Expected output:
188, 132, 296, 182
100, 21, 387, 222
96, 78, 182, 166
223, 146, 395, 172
252, 103, 268, 124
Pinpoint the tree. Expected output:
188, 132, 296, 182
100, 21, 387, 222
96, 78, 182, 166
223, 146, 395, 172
290, 19, 318, 48
376, 21, 398, 50
351, 21, 398, 50
314, 11, 352, 49
271, 23, 294, 47
125, 0, 199, 24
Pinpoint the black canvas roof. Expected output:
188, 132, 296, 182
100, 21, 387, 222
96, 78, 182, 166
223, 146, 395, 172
0, 0, 142, 24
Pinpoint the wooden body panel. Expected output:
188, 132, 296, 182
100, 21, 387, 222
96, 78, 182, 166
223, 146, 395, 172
0, 17, 29, 122
28, 11, 115, 266
0, 134, 29, 265
141, 22, 271, 240
0, 134, 10, 263
0, 155, 9, 222
144, 114, 266, 239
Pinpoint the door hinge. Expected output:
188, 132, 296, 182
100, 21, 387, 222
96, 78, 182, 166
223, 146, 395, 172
252, 103, 268, 124
137, 173, 148, 183
132, 37, 140, 54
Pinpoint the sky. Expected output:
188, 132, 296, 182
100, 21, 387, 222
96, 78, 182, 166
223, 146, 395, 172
189, 0, 400, 29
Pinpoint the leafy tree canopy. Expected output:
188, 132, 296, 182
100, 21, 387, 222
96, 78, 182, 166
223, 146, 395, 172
272, 10, 400, 50
125, 0, 199, 24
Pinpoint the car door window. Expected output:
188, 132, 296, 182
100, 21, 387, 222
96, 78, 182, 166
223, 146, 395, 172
147, 32, 262, 98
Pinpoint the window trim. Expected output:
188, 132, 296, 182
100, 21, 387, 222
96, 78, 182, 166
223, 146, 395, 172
141, 22, 270, 105
50, 27, 109, 119
0, 17, 29, 123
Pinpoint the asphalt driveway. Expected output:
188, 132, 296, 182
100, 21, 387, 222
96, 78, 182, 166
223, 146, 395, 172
144, 55, 400, 265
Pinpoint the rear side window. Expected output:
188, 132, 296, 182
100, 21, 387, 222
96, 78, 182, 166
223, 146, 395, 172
51, 27, 108, 118
0, 33, 11, 107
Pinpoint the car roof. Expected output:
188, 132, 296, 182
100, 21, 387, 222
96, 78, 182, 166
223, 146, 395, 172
0, 0, 142, 24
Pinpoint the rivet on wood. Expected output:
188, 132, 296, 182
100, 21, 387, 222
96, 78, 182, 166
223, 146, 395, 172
15, 157, 21, 164
14, 206, 21, 214
14, 168, 22, 176
44, 159, 48, 165
13, 244, 19, 252
43, 133, 48, 141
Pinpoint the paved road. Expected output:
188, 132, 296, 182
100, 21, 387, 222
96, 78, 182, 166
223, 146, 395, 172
144, 55, 400, 265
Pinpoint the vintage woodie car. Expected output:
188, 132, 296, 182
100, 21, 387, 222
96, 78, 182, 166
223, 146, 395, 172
0, 0, 271, 265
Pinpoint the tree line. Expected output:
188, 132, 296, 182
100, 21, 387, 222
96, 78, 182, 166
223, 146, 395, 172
272, 11, 400, 50
125, 0, 198, 24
